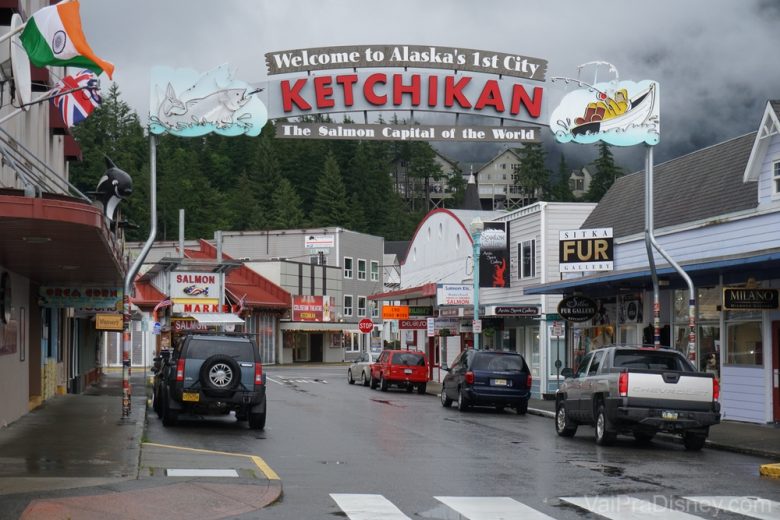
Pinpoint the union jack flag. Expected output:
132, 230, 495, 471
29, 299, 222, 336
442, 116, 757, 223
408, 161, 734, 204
50, 69, 102, 128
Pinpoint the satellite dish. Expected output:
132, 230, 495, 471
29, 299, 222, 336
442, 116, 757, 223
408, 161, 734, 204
10, 14, 32, 111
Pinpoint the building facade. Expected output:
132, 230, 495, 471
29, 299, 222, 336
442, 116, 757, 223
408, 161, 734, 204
527, 100, 780, 424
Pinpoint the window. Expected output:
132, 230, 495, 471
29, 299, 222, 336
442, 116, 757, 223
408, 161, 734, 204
511, 163, 521, 171
726, 319, 763, 366
575, 352, 593, 378
370, 261, 379, 281
774, 161, 780, 195
357, 259, 367, 280
344, 257, 353, 279
588, 350, 605, 375
370, 300, 379, 318
519, 240, 536, 279
357, 296, 367, 317
343, 295, 353, 317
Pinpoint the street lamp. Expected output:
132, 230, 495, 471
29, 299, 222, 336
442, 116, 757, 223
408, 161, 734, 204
470, 217, 484, 351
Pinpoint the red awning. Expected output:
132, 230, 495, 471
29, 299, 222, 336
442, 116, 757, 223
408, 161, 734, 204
131, 279, 167, 309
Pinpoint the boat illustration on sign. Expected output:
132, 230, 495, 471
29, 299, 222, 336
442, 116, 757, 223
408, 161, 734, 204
149, 64, 267, 137
549, 63, 659, 146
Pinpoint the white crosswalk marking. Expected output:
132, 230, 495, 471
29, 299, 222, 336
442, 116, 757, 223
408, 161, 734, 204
266, 377, 326, 385
266, 377, 282, 385
561, 496, 702, 520
684, 496, 780, 520
330, 493, 411, 520
435, 496, 556, 519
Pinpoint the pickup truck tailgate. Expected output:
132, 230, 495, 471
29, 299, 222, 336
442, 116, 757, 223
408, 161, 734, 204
627, 372, 713, 402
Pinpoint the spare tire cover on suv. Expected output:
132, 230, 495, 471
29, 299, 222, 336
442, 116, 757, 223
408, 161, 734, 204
199, 354, 241, 390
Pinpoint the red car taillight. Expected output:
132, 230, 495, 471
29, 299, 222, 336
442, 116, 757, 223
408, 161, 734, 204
465, 371, 474, 385
255, 363, 264, 385
618, 371, 628, 397
526, 374, 532, 389
712, 377, 719, 401
176, 359, 185, 382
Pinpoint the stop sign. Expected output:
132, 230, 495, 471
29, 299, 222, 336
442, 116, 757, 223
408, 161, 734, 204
358, 318, 374, 334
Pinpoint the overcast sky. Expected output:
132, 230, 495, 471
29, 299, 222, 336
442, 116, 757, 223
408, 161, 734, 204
78, 0, 780, 173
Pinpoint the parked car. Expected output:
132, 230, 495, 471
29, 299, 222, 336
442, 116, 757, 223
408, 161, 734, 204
441, 349, 532, 414
152, 332, 267, 429
369, 350, 429, 393
554, 346, 720, 450
347, 350, 380, 386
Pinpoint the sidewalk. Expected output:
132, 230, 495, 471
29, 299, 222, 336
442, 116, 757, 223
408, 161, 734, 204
0, 371, 281, 520
425, 381, 780, 460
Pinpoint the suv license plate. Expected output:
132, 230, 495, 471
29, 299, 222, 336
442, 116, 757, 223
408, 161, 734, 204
661, 410, 678, 421
182, 392, 200, 402
404, 369, 412, 374
492, 379, 507, 386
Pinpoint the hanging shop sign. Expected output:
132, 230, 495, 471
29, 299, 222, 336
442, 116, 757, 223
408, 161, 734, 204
484, 305, 540, 317
399, 319, 427, 330
437, 284, 473, 306
382, 305, 410, 320
171, 272, 221, 299
559, 228, 614, 272
95, 313, 124, 331
479, 222, 510, 288
39, 286, 122, 310
549, 64, 659, 146
557, 295, 598, 323
408, 306, 434, 317
723, 288, 779, 311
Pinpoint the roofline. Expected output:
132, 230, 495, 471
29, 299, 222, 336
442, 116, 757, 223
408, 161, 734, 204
400, 208, 474, 266
744, 101, 780, 182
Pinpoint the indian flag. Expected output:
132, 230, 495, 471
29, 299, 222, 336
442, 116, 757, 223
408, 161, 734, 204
20, 0, 114, 79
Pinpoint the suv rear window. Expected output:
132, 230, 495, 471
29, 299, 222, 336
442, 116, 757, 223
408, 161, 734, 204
186, 338, 255, 360
472, 353, 527, 371
613, 351, 692, 371
392, 352, 425, 366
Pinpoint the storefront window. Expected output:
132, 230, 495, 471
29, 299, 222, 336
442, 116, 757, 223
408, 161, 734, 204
726, 319, 763, 366
530, 325, 540, 378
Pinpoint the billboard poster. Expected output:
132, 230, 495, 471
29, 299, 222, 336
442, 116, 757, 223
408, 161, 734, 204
292, 295, 336, 322
479, 222, 510, 288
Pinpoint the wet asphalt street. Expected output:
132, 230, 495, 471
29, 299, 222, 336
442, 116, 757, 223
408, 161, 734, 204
144, 365, 780, 519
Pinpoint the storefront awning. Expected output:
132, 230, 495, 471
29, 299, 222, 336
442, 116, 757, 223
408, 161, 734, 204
187, 313, 244, 324
369, 282, 437, 301
280, 321, 359, 332
524, 250, 780, 296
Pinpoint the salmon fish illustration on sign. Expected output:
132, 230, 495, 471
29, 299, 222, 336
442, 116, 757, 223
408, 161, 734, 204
183, 285, 209, 297
150, 64, 267, 137
549, 62, 659, 146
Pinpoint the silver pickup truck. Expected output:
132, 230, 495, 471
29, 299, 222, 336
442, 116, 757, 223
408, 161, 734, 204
554, 346, 720, 450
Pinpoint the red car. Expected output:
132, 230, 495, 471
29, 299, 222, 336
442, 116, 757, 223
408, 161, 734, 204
370, 350, 429, 394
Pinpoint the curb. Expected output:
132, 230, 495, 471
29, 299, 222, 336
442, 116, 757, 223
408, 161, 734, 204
760, 463, 780, 478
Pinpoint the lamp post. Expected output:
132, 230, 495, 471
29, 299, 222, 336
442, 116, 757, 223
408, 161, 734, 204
470, 217, 484, 351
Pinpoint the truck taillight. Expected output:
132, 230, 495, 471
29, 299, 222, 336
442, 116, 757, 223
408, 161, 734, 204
618, 371, 629, 397
465, 371, 474, 385
526, 374, 532, 389
176, 359, 185, 382
712, 377, 719, 401
255, 363, 264, 385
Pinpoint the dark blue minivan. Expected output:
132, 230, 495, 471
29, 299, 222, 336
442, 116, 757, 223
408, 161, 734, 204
440, 349, 532, 414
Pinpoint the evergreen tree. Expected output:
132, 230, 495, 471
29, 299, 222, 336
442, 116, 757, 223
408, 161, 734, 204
227, 172, 266, 230
586, 142, 623, 202
269, 178, 305, 229
407, 141, 443, 211
347, 191, 368, 232
310, 153, 350, 227
549, 153, 575, 202
516, 143, 550, 202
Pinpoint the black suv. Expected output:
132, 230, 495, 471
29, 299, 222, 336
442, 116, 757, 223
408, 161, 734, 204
152, 333, 267, 429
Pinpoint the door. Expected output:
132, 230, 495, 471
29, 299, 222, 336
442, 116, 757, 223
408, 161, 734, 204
310, 334, 323, 362
773, 321, 780, 421
567, 351, 593, 420
579, 349, 605, 422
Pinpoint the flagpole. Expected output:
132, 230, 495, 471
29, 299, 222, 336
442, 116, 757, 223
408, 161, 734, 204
0, 84, 98, 127
0, 22, 25, 47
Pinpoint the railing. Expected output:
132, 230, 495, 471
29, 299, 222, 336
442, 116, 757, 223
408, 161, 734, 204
0, 126, 90, 202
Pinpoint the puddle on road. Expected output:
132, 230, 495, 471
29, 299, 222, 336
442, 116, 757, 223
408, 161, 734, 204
568, 460, 664, 487
370, 398, 405, 408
